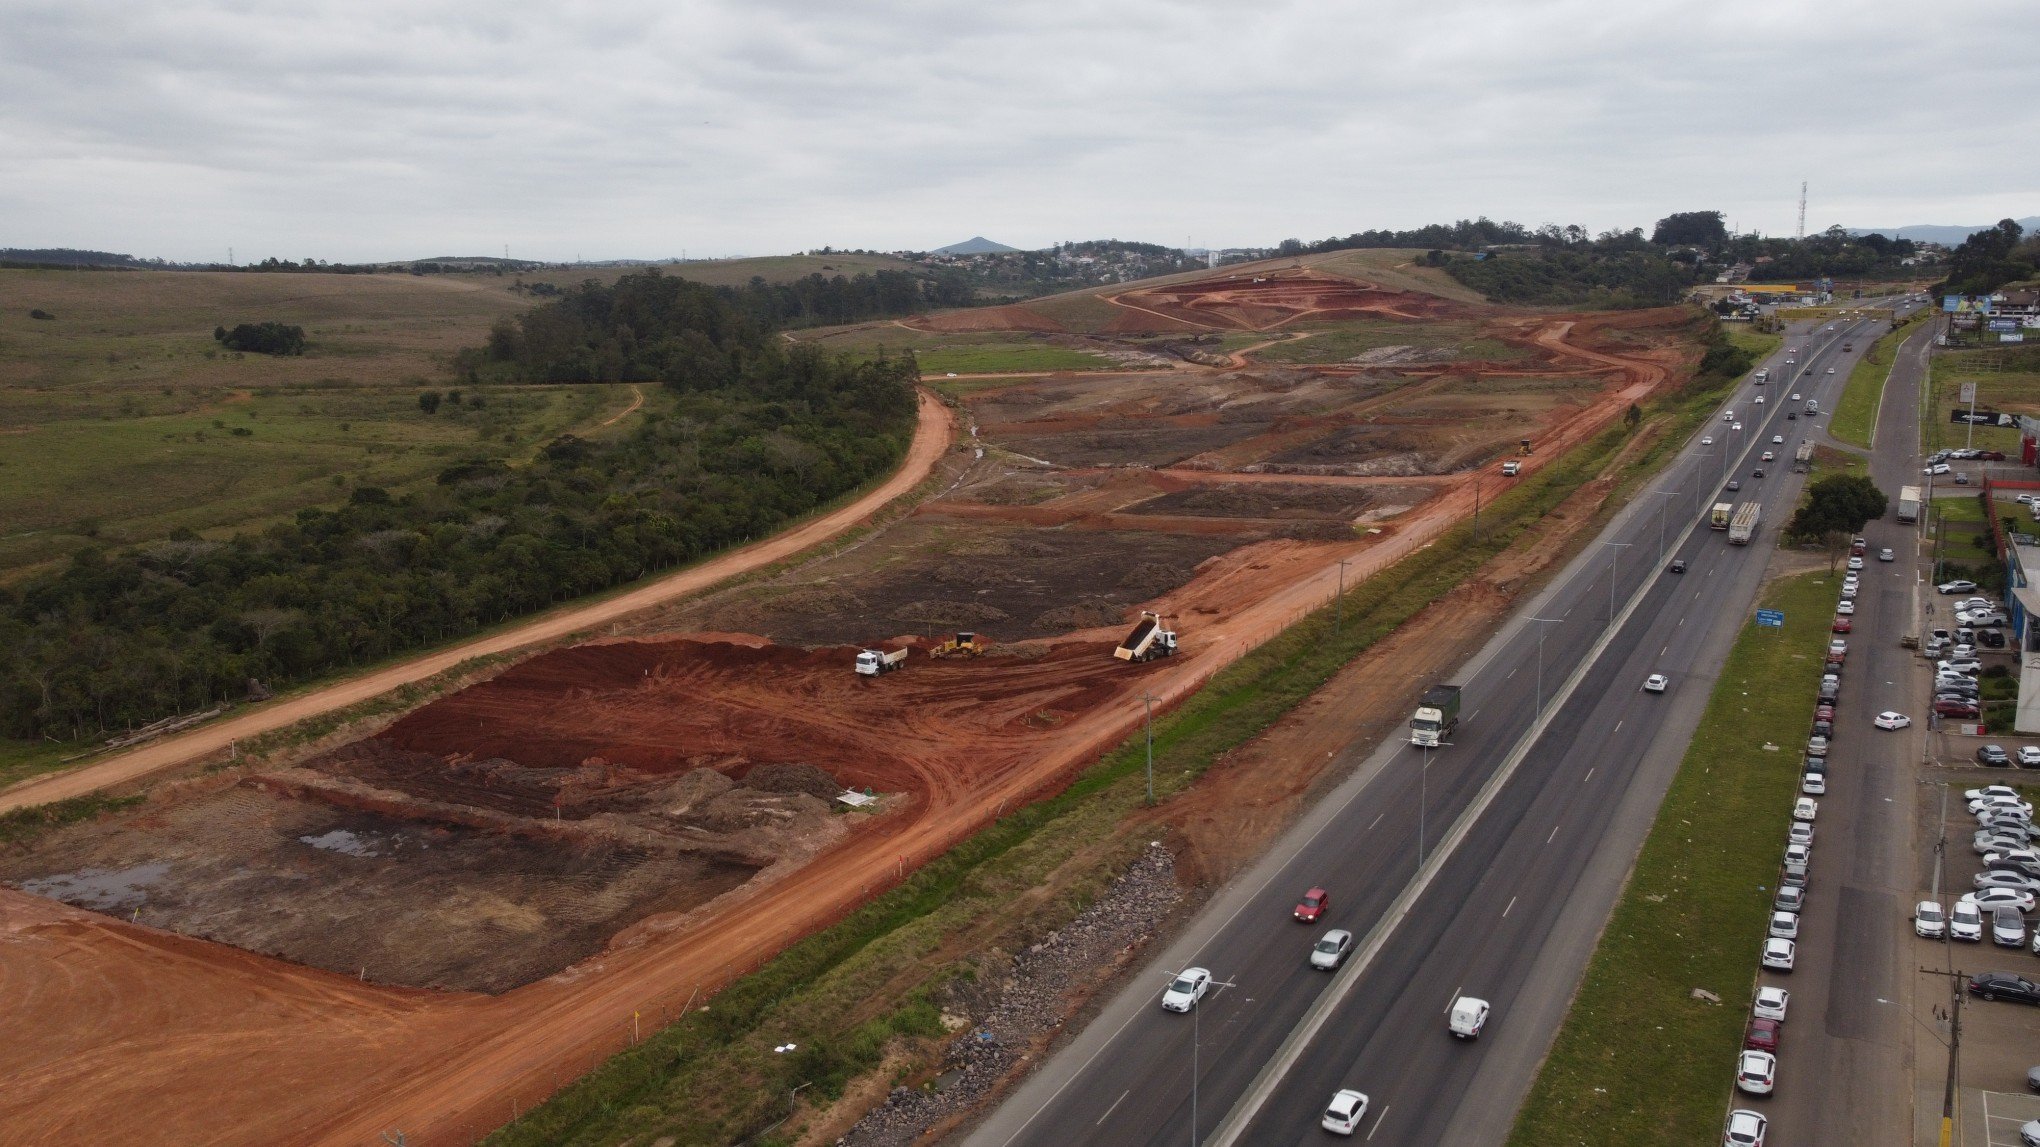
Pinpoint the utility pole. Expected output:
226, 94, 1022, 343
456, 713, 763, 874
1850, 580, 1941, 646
1920, 965, 1966, 1147
1140, 693, 1159, 804
1334, 559, 1351, 637
1655, 489, 1681, 564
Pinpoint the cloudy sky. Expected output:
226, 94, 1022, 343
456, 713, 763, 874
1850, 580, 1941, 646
4, 0, 2033, 263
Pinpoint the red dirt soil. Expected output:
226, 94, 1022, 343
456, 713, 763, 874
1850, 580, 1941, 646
0, 303, 1692, 1147
1105, 269, 1472, 332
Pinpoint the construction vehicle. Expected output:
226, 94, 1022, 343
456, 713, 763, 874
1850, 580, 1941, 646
1410, 685, 1463, 748
930, 631, 984, 659
1114, 612, 1178, 662
1793, 442, 1814, 473
1710, 502, 1734, 530
1728, 501, 1761, 545
1897, 485, 1921, 523
854, 647, 908, 676
1519, 438, 1534, 455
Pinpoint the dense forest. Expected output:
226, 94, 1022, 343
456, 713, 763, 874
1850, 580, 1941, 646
717, 267, 976, 328
0, 271, 919, 741
1938, 219, 2039, 297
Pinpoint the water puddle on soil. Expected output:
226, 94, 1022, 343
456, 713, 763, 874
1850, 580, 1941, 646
297, 829, 399, 857
19, 861, 171, 912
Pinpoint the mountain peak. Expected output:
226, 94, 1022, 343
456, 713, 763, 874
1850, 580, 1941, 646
933, 236, 1020, 255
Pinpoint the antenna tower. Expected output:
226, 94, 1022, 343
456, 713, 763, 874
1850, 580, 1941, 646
1796, 182, 1807, 240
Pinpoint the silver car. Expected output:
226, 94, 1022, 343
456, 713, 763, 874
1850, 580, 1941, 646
1310, 929, 1354, 970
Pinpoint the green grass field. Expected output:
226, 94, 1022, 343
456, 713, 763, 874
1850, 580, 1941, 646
1923, 344, 2040, 455
662, 252, 915, 288
0, 269, 654, 578
1510, 570, 1832, 1147
1830, 313, 1929, 448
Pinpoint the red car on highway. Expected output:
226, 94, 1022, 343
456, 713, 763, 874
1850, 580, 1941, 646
1744, 1017, 1781, 1053
1832, 617, 1852, 633
1294, 887, 1329, 923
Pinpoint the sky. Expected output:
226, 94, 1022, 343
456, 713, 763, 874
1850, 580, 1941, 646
3, 0, 2035, 264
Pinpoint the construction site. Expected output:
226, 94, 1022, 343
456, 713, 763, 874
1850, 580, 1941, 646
0, 261, 1695, 1146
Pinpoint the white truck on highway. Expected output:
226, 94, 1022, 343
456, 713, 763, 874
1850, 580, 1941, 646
1897, 485, 1922, 523
1710, 502, 1734, 531
1728, 502, 1761, 545
1793, 442, 1814, 473
1114, 612, 1178, 662
1410, 684, 1463, 748
854, 647, 908, 676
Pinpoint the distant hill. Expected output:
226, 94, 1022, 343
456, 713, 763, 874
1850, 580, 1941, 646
933, 236, 1021, 255
1848, 217, 2040, 246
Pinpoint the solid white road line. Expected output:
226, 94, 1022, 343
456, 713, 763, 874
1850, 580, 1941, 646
1095, 1090, 1129, 1126
1503, 896, 1517, 919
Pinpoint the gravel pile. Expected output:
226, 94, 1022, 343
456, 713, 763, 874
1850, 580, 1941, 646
837, 844, 1181, 1145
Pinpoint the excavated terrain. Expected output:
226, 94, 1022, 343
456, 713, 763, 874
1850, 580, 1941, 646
0, 262, 1702, 1147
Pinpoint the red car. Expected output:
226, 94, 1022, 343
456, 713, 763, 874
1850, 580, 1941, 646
1744, 1017, 1781, 1053
1815, 704, 1836, 720
1832, 617, 1852, 633
1850, 541, 1866, 556
1934, 699, 1980, 718
1294, 887, 1329, 923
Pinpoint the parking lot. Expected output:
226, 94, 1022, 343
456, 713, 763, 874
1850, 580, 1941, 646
1978, 1090, 2040, 1147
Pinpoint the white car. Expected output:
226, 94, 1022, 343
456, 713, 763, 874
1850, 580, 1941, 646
1736, 1049, 1777, 1094
1969, 784, 2027, 803
2021, 747, 2040, 768
1755, 395, 1766, 404
1839, 583, 1857, 600
1974, 870, 2040, 893
1847, 556, 1864, 570
1762, 937, 1796, 970
1801, 772, 1826, 795
1925, 463, 1952, 475
1702, 436, 1715, 446
1951, 900, 1986, 941
1769, 910, 1799, 939
1827, 366, 1836, 374
1321, 1089, 1370, 1136
1160, 967, 1212, 1012
1772, 434, 1785, 445
1836, 599, 1854, 615
1448, 995, 1490, 1038
1732, 422, 1744, 431
1643, 673, 1668, 693
1792, 797, 1817, 822
1753, 986, 1789, 1021
1310, 929, 1354, 970
1725, 1109, 1769, 1147
1873, 711, 1911, 730
1788, 821, 1813, 846
1791, 392, 1801, 399
1761, 450, 1776, 462
1973, 796, 2035, 818
1916, 901, 1947, 937
1784, 842, 1810, 866
1955, 597, 1994, 612
1938, 580, 1978, 594
1964, 888, 2039, 914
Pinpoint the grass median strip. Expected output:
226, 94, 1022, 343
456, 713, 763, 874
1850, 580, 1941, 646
1830, 311, 1929, 449
488, 349, 1751, 1146
1508, 570, 1833, 1146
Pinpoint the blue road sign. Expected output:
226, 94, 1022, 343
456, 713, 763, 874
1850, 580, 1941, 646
1756, 609, 1785, 628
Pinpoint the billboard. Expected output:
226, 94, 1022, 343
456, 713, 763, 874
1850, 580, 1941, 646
1951, 409, 2015, 425
1989, 318, 2019, 332
2007, 333, 2028, 344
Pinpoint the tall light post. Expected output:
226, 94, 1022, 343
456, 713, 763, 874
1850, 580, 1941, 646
1141, 693, 1159, 804
1601, 540, 1633, 624
1655, 489, 1681, 565
1413, 740, 1448, 871
1334, 558, 1351, 637
1528, 616, 1562, 714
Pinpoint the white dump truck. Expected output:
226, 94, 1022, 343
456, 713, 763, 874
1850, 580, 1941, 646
1114, 612, 1178, 662
854, 647, 908, 676
1410, 684, 1463, 748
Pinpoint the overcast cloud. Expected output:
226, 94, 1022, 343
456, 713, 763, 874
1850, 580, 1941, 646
2, 0, 2033, 262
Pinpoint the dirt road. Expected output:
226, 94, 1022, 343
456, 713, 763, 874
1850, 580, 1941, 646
0, 389, 953, 817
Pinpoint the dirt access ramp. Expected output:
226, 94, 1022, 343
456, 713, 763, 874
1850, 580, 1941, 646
0, 304, 1694, 1147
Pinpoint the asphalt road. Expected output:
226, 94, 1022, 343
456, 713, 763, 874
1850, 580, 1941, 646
966, 304, 1908, 1147
1751, 302, 1935, 1144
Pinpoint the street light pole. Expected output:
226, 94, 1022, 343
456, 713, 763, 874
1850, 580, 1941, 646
1334, 559, 1351, 637
1655, 489, 1680, 565
1141, 693, 1158, 804
1602, 541, 1633, 624
1528, 616, 1561, 713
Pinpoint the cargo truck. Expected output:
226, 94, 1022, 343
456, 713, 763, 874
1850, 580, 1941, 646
854, 647, 908, 676
1114, 611, 1178, 662
1753, 367, 1769, 383
1710, 502, 1734, 530
1897, 485, 1921, 523
1793, 442, 1814, 473
1410, 685, 1463, 748
1728, 502, 1761, 545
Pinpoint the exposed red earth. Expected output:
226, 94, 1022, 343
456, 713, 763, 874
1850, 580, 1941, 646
0, 270, 1690, 1147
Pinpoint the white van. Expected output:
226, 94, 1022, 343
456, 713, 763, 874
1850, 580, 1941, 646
1723, 410, 1736, 422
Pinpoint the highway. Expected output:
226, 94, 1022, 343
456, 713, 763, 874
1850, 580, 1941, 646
964, 302, 1916, 1147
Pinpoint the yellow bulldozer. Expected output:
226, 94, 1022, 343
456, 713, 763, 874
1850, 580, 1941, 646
929, 631, 984, 659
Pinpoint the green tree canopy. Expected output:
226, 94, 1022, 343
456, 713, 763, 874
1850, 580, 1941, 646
1787, 476, 1889, 540
1650, 211, 1729, 247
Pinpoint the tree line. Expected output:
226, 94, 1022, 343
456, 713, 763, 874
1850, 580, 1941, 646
1939, 219, 2038, 298
0, 272, 919, 741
